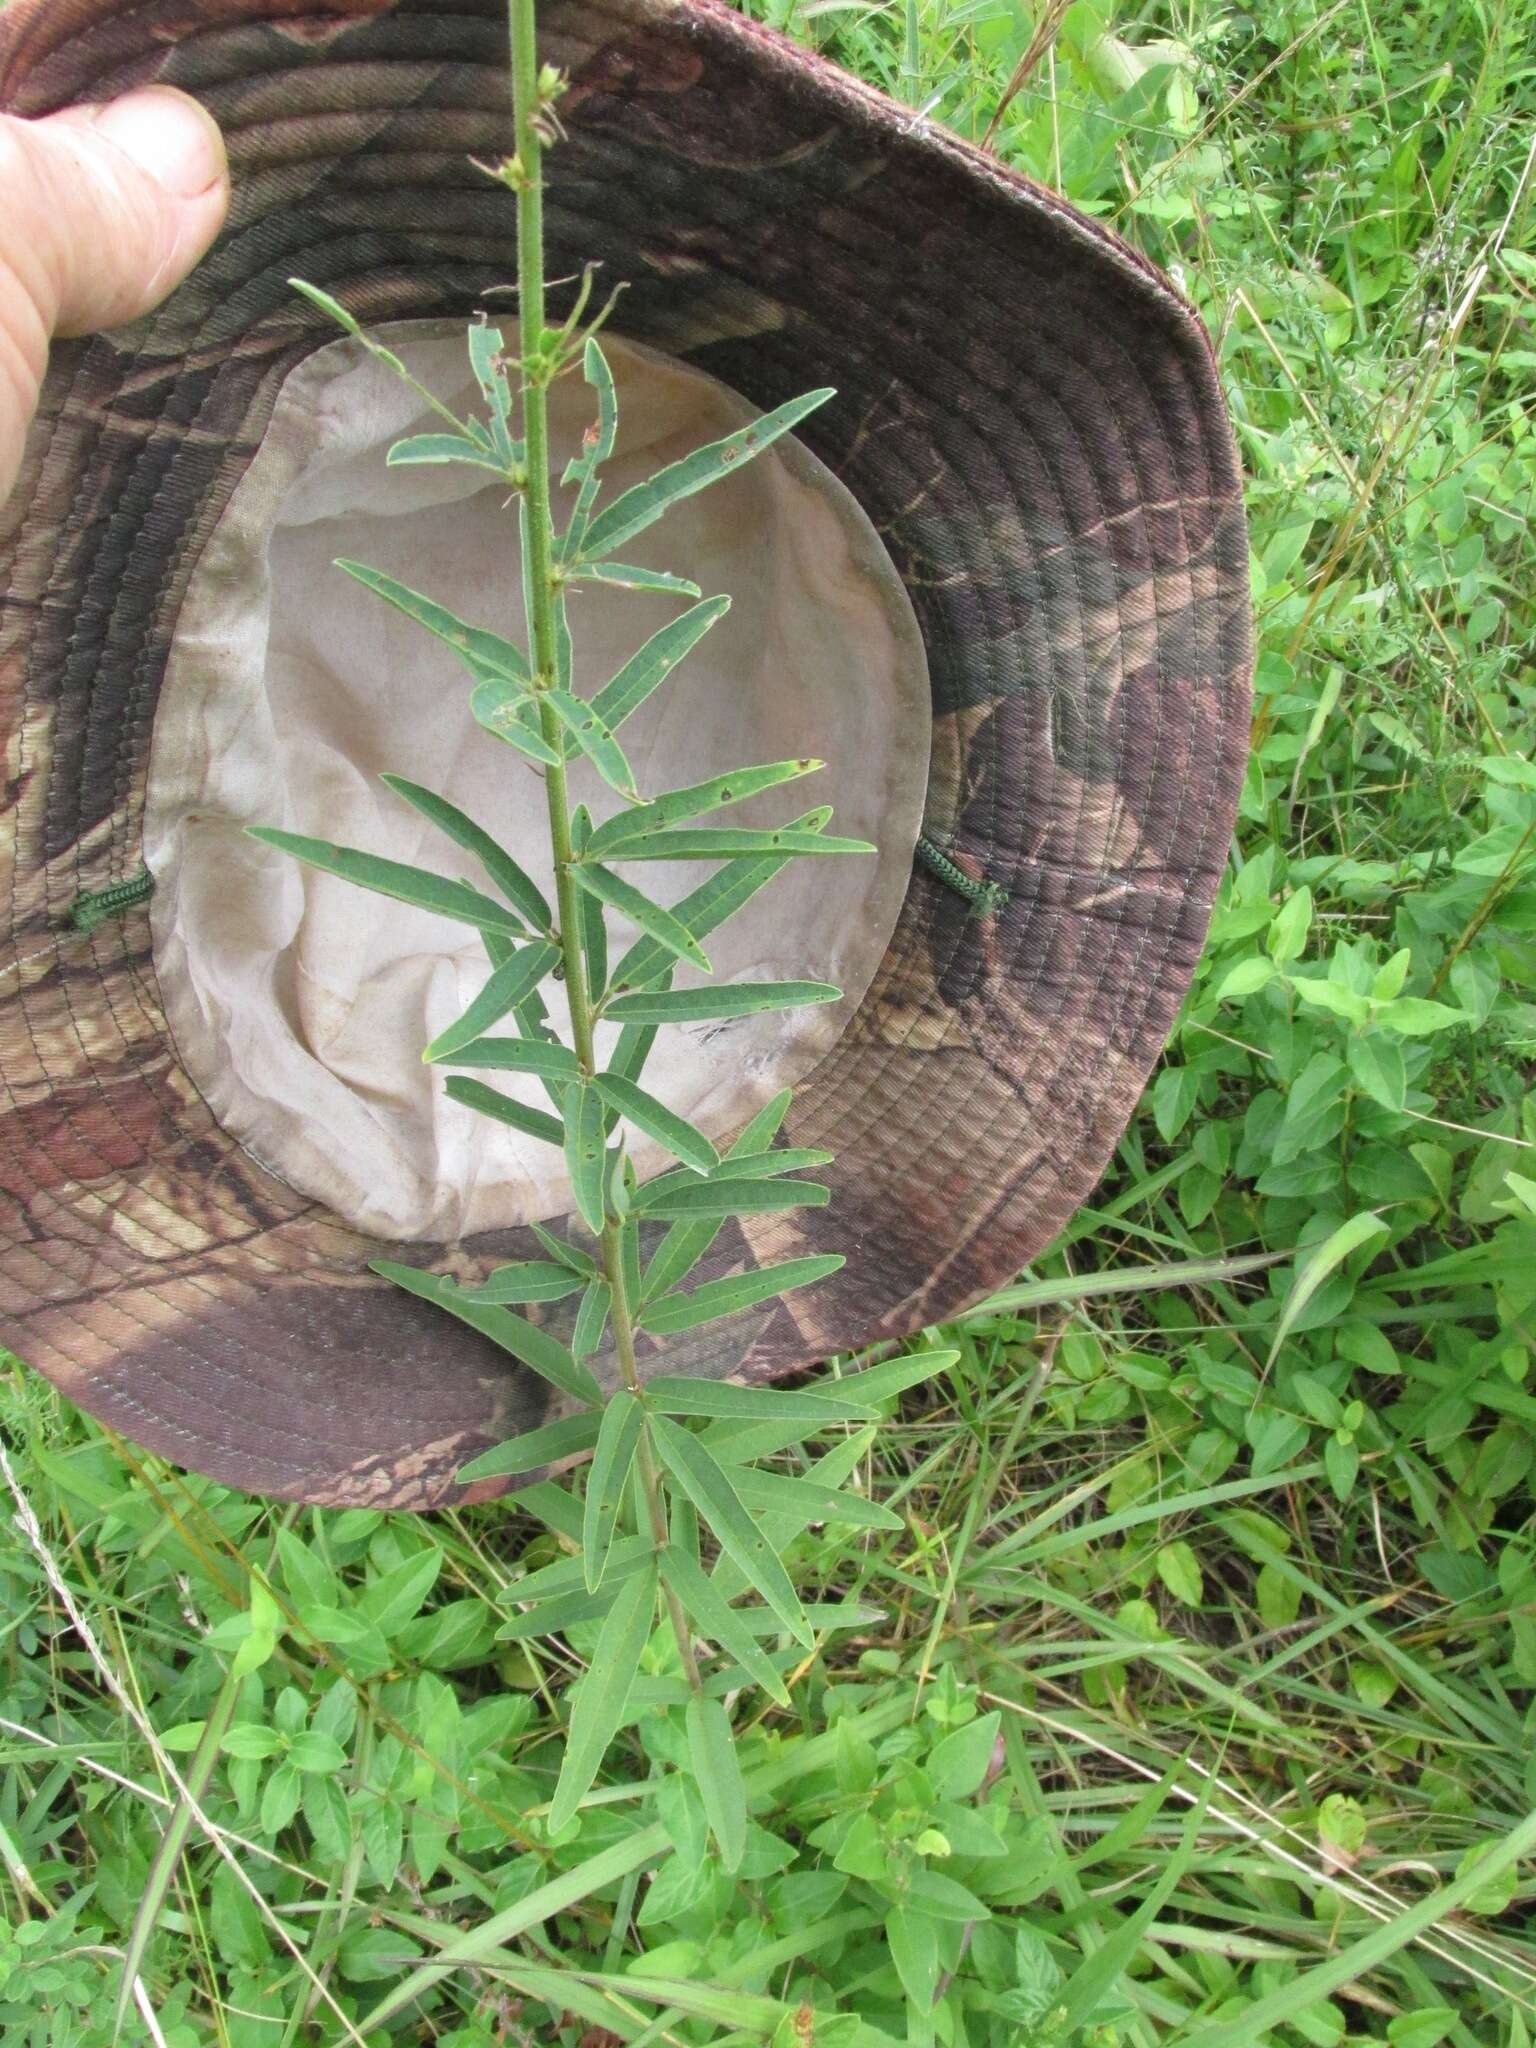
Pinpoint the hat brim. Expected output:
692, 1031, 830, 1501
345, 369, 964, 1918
0, 0, 1250, 1508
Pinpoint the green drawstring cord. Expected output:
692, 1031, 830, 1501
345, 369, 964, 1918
914, 835, 1009, 919
69, 869, 154, 934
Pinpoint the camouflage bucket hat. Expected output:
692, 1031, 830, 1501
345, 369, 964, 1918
0, 0, 1252, 1510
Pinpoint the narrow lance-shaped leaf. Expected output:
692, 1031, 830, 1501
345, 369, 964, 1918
636, 1178, 830, 1221
640, 1088, 798, 1304
659, 1546, 790, 1706
334, 560, 531, 686
572, 864, 710, 973
559, 334, 618, 559
570, 806, 607, 999
291, 280, 471, 437
424, 942, 561, 1063
455, 1409, 600, 1486
650, 1416, 812, 1647
460, 1261, 587, 1306
580, 388, 836, 562
620, 1215, 643, 1309
495, 1584, 620, 1642
564, 1082, 609, 1236
831, 1348, 961, 1407
246, 829, 526, 936
507, 1533, 653, 1607
510, 989, 570, 1110
531, 1221, 599, 1278
610, 806, 831, 993
585, 596, 731, 741
603, 1014, 663, 1109
547, 1559, 658, 1832
593, 1072, 718, 1175
731, 1087, 795, 1152
585, 757, 819, 856
595, 825, 875, 863
686, 1694, 747, 1874
443, 1076, 564, 1148
605, 982, 840, 1025
582, 1390, 646, 1593
553, 590, 574, 696
377, 1259, 601, 1407
544, 687, 637, 798
566, 560, 702, 599
387, 433, 516, 476
382, 774, 552, 931
645, 1372, 872, 1424
571, 1277, 612, 1359
435, 1036, 580, 1081
468, 322, 517, 464
729, 1466, 904, 1535
641, 1149, 832, 1205
470, 674, 565, 766
642, 1254, 847, 1337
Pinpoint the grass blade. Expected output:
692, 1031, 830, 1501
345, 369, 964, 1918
548, 1559, 658, 1832
651, 1416, 811, 1647
113, 1650, 243, 2042
1266, 1211, 1390, 1370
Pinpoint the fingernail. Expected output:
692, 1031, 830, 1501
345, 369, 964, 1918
89, 86, 227, 200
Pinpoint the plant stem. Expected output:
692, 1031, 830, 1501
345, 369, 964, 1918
508, 0, 700, 1693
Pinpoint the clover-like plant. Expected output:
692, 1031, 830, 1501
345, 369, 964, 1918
250, 0, 952, 1856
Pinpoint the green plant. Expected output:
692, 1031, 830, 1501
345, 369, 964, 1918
249, 0, 959, 1861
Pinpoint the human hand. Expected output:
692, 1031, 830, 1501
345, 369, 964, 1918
0, 87, 228, 503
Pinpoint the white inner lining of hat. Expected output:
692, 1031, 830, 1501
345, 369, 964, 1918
144, 324, 930, 1242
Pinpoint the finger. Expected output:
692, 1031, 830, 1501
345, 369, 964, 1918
0, 86, 228, 497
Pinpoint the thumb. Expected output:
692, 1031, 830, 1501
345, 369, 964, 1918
0, 86, 228, 494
